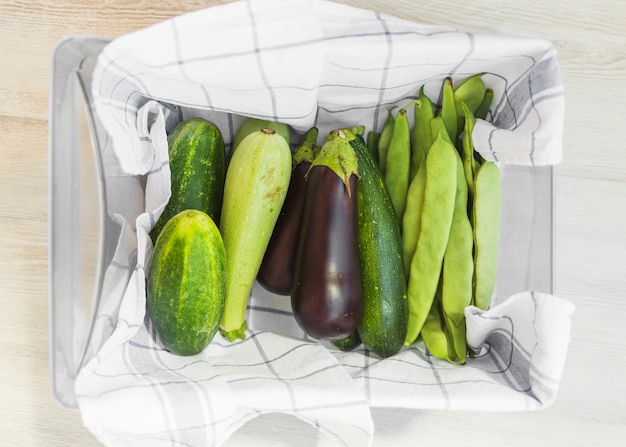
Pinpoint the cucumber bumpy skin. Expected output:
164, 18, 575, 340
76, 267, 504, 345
147, 210, 226, 356
150, 117, 225, 243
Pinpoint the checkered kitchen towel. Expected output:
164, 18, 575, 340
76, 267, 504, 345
74, 0, 574, 446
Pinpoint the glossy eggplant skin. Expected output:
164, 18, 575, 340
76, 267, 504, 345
291, 165, 363, 340
257, 161, 311, 295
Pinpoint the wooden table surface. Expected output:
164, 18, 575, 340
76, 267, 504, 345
1, 0, 625, 445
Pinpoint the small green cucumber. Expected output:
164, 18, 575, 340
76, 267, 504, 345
150, 117, 226, 242
147, 210, 227, 356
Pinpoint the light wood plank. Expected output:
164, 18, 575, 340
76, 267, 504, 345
1, 1, 625, 446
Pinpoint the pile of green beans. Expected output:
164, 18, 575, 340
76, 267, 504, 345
367, 74, 501, 364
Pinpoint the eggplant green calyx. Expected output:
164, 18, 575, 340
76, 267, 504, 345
327, 127, 358, 144
311, 129, 360, 197
347, 125, 366, 137
293, 127, 320, 167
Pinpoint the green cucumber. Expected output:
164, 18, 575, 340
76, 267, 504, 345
147, 210, 226, 356
219, 128, 292, 341
150, 118, 226, 242
341, 130, 408, 358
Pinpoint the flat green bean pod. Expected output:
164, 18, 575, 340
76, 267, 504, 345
454, 73, 485, 130
421, 289, 458, 364
411, 87, 434, 180
401, 163, 426, 279
430, 116, 453, 145
367, 131, 380, 165
473, 160, 501, 310
475, 88, 494, 121
460, 101, 477, 198
440, 77, 458, 143
441, 154, 474, 363
377, 106, 397, 175
385, 107, 411, 222
404, 131, 457, 346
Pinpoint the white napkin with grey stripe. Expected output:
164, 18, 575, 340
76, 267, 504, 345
75, 0, 574, 445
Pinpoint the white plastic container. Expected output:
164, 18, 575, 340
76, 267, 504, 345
48, 35, 555, 411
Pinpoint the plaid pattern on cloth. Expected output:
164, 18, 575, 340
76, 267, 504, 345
75, 1, 574, 446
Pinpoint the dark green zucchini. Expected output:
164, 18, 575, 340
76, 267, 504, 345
330, 330, 362, 351
340, 130, 408, 358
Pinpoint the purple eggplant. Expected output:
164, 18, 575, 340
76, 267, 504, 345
291, 130, 363, 340
257, 128, 319, 295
